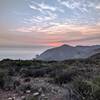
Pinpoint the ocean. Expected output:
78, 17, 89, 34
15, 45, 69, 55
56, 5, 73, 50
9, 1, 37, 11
0, 47, 47, 60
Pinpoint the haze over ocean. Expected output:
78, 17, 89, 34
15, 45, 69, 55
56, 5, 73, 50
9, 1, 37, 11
0, 46, 51, 60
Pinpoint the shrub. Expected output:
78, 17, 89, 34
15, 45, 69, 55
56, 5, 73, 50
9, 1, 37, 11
24, 78, 31, 82
14, 80, 20, 89
54, 71, 76, 84
0, 71, 5, 89
92, 88, 100, 100
73, 80, 93, 100
18, 84, 31, 93
27, 96, 38, 100
93, 76, 100, 86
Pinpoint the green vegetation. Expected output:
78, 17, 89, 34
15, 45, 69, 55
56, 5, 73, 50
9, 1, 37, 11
0, 54, 100, 100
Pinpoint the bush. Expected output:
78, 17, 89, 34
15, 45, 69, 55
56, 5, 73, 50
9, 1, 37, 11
54, 71, 76, 84
20, 67, 53, 78
14, 80, 20, 89
18, 84, 31, 93
74, 80, 93, 100
24, 78, 31, 82
27, 96, 38, 100
92, 88, 100, 100
93, 76, 100, 86
0, 71, 5, 89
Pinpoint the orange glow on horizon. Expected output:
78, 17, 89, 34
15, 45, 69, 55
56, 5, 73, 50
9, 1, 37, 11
48, 42, 63, 47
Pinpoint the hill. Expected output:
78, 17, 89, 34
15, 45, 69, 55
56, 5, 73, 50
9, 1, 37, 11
37, 44, 100, 61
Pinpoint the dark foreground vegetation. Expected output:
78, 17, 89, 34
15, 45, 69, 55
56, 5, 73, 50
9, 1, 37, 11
0, 53, 100, 100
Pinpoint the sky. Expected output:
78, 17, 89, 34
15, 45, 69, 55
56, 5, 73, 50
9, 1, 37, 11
0, 0, 100, 49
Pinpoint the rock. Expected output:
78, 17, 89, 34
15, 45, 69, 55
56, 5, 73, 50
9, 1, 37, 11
21, 95, 25, 99
41, 94, 45, 97
26, 90, 31, 94
33, 92, 39, 96
8, 97, 13, 100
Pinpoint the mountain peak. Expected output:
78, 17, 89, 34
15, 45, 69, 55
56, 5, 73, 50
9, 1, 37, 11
60, 44, 73, 48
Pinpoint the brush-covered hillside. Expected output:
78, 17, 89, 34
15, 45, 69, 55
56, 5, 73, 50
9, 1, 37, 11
0, 53, 100, 100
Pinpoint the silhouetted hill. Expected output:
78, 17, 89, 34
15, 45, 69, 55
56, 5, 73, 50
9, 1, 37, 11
37, 44, 100, 61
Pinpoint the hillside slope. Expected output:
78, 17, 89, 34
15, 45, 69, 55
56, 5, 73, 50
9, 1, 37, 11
37, 44, 100, 61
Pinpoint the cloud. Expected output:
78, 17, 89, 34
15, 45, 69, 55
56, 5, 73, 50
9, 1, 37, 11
41, 23, 100, 35
96, 4, 100, 9
22, 10, 57, 26
29, 1, 57, 12
59, 0, 79, 9
29, 5, 42, 12
13, 27, 32, 33
57, 36, 100, 43
46, 33, 100, 46
2, 0, 100, 47
87, 2, 100, 11
28, 0, 65, 14
14, 22, 100, 37
38, 3, 56, 11
45, 35, 100, 46
58, 0, 89, 13
33, 15, 55, 22
27, 1, 58, 24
